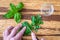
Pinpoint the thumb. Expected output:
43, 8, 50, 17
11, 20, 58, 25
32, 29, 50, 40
31, 32, 37, 40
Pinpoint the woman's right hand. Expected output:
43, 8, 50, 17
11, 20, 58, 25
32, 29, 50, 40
31, 32, 44, 40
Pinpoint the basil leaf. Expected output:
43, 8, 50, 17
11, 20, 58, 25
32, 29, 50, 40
14, 13, 21, 23
35, 25, 40, 29
10, 3, 17, 12
3, 10, 14, 18
31, 16, 36, 26
34, 25, 40, 32
16, 2, 24, 11
36, 14, 43, 24
22, 21, 32, 35
31, 14, 43, 32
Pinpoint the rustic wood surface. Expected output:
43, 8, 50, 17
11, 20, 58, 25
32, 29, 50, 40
0, 0, 60, 40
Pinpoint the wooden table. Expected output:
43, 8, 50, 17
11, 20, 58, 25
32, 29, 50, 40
0, 0, 60, 40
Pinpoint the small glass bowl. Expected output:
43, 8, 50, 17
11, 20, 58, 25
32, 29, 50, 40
41, 3, 54, 16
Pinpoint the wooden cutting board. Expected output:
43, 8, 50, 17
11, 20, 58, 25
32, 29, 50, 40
0, 0, 60, 40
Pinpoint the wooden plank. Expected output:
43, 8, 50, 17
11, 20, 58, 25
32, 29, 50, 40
20, 0, 60, 3
0, 12, 59, 28
0, 12, 60, 21
0, 36, 60, 40
0, 0, 60, 5
0, 8, 60, 39
0, 37, 2, 40
23, 36, 60, 40
1, 27, 60, 36
0, 0, 60, 10
0, 11, 60, 15
0, 19, 60, 37
0, 0, 60, 40
0, 5, 60, 11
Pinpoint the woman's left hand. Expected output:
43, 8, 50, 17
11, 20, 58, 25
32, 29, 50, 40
3, 24, 26, 40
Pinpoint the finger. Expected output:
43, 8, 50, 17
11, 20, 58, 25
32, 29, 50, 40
3, 26, 14, 37
31, 32, 37, 40
14, 27, 26, 39
9, 24, 22, 37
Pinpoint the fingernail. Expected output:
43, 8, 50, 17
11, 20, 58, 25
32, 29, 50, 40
18, 23, 22, 27
31, 32, 34, 34
24, 27, 26, 29
31, 32, 37, 40
20, 23, 22, 25
7, 26, 14, 30
31, 32, 35, 36
31, 32, 35, 34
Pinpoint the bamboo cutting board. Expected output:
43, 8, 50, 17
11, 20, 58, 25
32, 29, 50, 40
0, 0, 60, 40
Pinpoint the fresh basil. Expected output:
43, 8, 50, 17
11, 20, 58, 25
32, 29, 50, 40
14, 13, 21, 23
22, 21, 32, 35
16, 2, 24, 11
31, 14, 43, 31
31, 16, 36, 26
36, 14, 43, 24
3, 10, 14, 18
21, 14, 43, 35
4, 2, 24, 23
3, 2, 43, 35
10, 3, 17, 13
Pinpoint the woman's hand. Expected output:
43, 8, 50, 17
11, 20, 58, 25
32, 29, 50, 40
31, 32, 37, 40
3, 24, 26, 40
3, 23, 44, 40
31, 32, 44, 40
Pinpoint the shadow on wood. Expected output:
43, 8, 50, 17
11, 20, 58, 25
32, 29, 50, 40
0, 14, 60, 21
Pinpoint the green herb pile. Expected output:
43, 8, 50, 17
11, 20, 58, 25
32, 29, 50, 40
3, 2, 43, 35
4, 2, 24, 23
22, 15, 43, 35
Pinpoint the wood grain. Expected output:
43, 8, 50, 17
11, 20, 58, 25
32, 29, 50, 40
0, 6, 60, 12
0, 0, 60, 40
0, 36, 60, 40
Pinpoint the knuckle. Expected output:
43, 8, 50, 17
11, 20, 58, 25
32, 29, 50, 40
10, 38, 15, 40
13, 27, 17, 30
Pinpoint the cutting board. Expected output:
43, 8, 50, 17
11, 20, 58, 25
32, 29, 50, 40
0, 0, 60, 40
